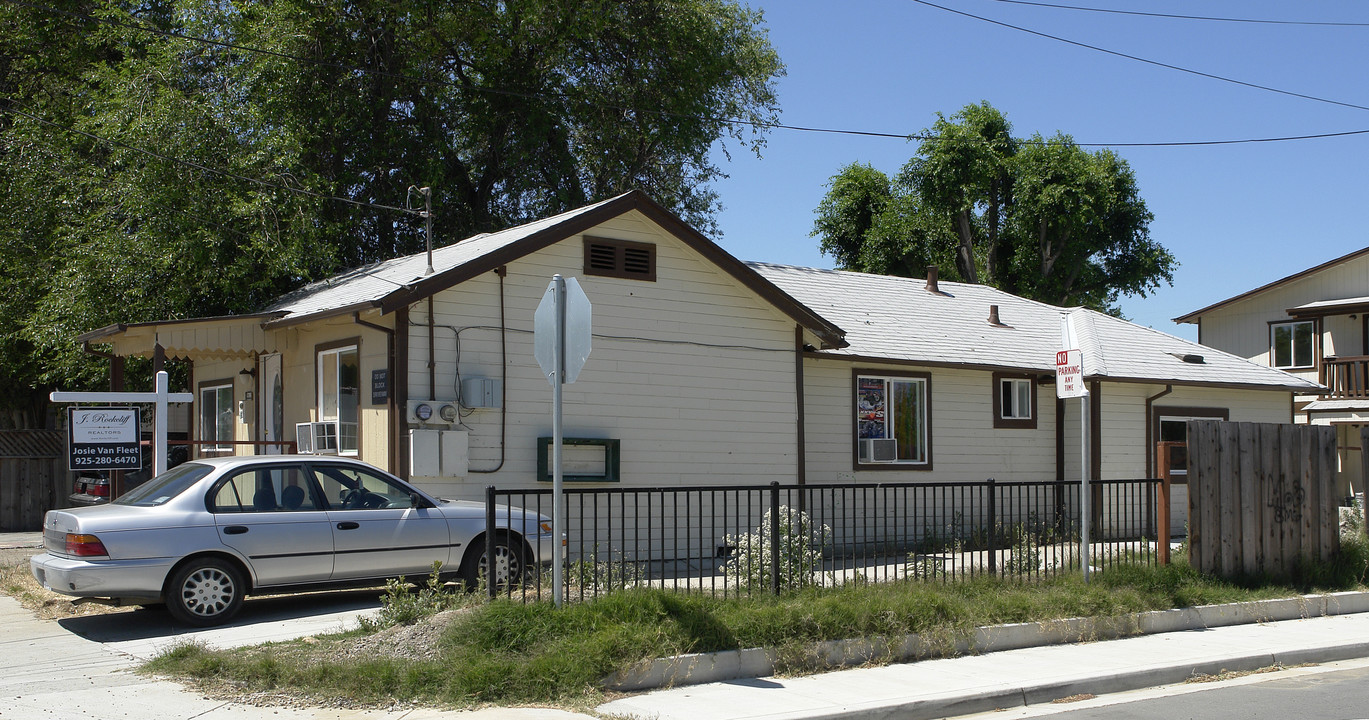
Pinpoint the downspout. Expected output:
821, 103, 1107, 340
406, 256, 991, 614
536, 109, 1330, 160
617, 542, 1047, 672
472, 266, 508, 473
1144, 384, 1173, 479
427, 296, 437, 401
395, 306, 410, 479
354, 312, 397, 474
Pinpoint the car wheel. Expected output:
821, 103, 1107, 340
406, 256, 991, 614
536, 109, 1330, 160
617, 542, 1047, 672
461, 533, 526, 589
165, 558, 245, 626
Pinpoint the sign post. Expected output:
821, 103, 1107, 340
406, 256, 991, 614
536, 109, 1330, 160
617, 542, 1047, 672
1056, 316, 1091, 582
534, 275, 591, 608
51, 370, 194, 482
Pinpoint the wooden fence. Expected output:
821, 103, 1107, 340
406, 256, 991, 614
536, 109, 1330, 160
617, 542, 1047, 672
1187, 420, 1338, 578
0, 430, 71, 531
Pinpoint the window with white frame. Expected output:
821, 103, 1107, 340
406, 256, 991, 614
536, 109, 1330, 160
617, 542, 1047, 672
317, 343, 360, 455
855, 371, 930, 467
1270, 320, 1314, 369
199, 381, 234, 453
993, 372, 1036, 429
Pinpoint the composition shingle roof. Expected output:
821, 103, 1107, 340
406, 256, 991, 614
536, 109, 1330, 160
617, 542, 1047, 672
263, 195, 625, 322
748, 262, 1322, 392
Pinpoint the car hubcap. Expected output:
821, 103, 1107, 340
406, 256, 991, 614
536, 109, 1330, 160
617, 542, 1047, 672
481, 547, 520, 585
181, 567, 234, 617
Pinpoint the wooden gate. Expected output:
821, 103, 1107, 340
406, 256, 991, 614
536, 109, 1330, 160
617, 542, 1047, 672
0, 430, 70, 531
1187, 420, 1338, 578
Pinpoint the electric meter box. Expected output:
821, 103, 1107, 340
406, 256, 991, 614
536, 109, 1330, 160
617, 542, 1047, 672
460, 377, 501, 408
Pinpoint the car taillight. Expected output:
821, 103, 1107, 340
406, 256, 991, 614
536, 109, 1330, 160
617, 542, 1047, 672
65, 533, 108, 557
88, 483, 110, 497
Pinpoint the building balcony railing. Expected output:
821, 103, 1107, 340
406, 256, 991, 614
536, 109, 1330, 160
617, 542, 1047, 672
1320, 356, 1369, 398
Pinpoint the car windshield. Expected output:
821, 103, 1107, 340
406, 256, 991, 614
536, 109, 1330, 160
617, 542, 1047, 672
114, 462, 214, 506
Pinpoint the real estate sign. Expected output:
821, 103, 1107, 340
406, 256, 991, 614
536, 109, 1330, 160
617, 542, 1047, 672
67, 407, 141, 471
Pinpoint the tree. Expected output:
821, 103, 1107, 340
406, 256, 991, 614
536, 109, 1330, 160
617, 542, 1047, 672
0, 0, 784, 423
811, 102, 1175, 314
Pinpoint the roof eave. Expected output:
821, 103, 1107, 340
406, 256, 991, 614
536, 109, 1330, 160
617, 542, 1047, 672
1174, 246, 1369, 323
373, 191, 849, 349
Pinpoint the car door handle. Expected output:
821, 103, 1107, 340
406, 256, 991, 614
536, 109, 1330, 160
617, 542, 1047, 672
223, 526, 248, 535
336, 521, 360, 530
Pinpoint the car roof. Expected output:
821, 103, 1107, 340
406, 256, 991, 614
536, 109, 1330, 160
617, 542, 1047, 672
185, 454, 382, 470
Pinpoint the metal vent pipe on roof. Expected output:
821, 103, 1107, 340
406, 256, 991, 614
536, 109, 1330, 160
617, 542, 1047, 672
926, 265, 940, 294
988, 304, 1003, 326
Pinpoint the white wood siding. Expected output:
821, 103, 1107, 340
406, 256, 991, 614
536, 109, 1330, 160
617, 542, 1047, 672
802, 360, 1058, 483
408, 210, 801, 501
1196, 252, 1369, 385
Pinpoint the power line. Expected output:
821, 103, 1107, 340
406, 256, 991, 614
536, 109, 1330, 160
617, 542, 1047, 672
6, 0, 1369, 149
0, 102, 419, 216
906, 0, 1369, 113
985, 0, 1369, 27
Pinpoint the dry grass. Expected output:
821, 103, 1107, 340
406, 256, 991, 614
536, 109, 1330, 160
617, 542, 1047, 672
0, 559, 125, 620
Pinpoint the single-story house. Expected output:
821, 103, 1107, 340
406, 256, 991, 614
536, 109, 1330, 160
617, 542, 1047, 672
76, 192, 1318, 517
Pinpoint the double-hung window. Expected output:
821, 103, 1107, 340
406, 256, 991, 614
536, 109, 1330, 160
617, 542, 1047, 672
317, 342, 360, 455
199, 381, 234, 454
1270, 320, 1314, 369
855, 371, 930, 468
993, 372, 1037, 429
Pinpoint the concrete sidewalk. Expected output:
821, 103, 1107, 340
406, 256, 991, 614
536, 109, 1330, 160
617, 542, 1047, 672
598, 611, 1369, 720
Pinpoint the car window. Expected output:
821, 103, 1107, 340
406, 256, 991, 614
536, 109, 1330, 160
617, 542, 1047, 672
311, 464, 415, 510
114, 463, 214, 507
209, 465, 318, 513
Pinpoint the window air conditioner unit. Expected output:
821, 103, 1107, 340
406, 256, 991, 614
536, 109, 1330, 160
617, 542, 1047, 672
295, 421, 339, 455
860, 438, 898, 463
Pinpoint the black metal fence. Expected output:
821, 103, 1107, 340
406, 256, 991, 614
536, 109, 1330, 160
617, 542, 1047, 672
487, 477, 1162, 602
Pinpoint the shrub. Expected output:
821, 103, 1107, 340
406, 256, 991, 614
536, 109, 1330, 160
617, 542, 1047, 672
361, 562, 461, 629
725, 506, 832, 591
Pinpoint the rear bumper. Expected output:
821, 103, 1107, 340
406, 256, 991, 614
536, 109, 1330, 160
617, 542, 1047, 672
30, 553, 174, 601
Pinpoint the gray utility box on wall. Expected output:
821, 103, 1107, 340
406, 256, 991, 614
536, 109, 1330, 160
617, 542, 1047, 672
460, 377, 501, 408
409, 429, 468, 477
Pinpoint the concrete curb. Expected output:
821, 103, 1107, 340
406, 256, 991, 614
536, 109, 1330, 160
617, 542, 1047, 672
604, 590, 1369, 692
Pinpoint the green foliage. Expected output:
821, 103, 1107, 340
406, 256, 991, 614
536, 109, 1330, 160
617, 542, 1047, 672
568, 547, 644, 594
811, 102, 1175, 315
0, 0, 784, 416
724, 505, 832, 591
145, 560, 1326, 706
361, 562, 464, 629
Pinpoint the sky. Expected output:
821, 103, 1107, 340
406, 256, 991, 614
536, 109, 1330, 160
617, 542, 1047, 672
703, 0, 1369, 341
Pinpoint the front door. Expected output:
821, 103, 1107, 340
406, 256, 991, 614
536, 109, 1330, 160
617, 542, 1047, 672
259, 354, 283, 454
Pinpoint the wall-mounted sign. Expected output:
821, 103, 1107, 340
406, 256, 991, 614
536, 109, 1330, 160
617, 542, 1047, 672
67, 407, 141, 471
371, 369, 389, 405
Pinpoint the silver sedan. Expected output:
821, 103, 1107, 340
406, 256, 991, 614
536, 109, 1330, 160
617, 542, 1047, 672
31, 455, 552, 626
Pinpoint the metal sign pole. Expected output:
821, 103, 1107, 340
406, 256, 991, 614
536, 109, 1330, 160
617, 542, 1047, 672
551, 275, 566, 609
1057, 314, 1090, 583
1081, 393, 1091, 583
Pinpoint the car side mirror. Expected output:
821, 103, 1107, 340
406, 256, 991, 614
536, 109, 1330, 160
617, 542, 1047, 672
410, 492, 432, 509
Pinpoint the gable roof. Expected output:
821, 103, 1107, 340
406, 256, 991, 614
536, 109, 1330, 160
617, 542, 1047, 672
1174, 246, 1369, 324
750, 263, 1321, 392
262, 191, 847, 348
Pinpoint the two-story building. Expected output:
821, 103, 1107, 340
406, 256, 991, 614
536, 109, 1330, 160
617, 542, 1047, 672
1175, 246, 1369, 500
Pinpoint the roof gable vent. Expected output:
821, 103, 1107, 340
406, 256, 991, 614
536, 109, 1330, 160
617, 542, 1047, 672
584, 237, 656, 281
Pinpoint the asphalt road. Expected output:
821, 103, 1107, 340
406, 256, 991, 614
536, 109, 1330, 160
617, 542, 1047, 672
976, 660, 1369, 720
